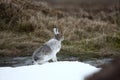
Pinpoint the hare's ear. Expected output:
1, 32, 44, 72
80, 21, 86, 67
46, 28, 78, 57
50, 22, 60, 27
53, 27, 59, 34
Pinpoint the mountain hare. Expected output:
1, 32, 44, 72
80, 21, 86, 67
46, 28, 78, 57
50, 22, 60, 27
32, 27, 64, 64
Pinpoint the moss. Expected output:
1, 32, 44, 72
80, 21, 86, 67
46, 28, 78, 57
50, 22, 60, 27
63, 40, 103, 53
80, 40, 103, 51
106, 35, 120, 49
58, 49, 101, 61
63, 40, 73, 46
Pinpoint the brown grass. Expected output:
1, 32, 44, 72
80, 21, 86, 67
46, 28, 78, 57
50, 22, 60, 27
0, 0, 120, 60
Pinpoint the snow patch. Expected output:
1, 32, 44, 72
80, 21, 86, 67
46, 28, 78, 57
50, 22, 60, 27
0, 61, 100, 80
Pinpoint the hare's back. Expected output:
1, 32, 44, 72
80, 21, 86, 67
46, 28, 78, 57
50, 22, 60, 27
34, 44, 52, 56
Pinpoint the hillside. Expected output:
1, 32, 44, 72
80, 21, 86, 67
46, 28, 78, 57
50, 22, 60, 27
0, 0, 120, 60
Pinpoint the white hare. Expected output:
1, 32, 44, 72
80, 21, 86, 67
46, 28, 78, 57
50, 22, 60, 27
32, 27, 64, 64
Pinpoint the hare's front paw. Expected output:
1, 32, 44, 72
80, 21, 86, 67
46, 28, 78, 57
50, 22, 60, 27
52, 56, 57, 62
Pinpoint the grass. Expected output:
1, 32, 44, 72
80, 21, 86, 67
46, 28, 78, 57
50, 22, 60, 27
0, 0, 120, 60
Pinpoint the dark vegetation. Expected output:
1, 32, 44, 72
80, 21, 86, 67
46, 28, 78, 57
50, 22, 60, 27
85, 58, 120, 80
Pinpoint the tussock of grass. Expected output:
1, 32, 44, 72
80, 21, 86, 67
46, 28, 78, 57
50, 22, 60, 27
0, 0, 120, 59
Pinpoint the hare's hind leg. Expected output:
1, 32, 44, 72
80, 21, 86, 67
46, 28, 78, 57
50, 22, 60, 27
36, 56, 51, 64
32, 61, 39, 65
32, 59, 43, 65
33, 60, 48, 65
32, 56, 46, 65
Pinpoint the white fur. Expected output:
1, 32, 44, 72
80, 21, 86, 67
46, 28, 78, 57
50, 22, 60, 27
53, 28, 59, 34
32, 28, 63, 65
46, 39, 61, 54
